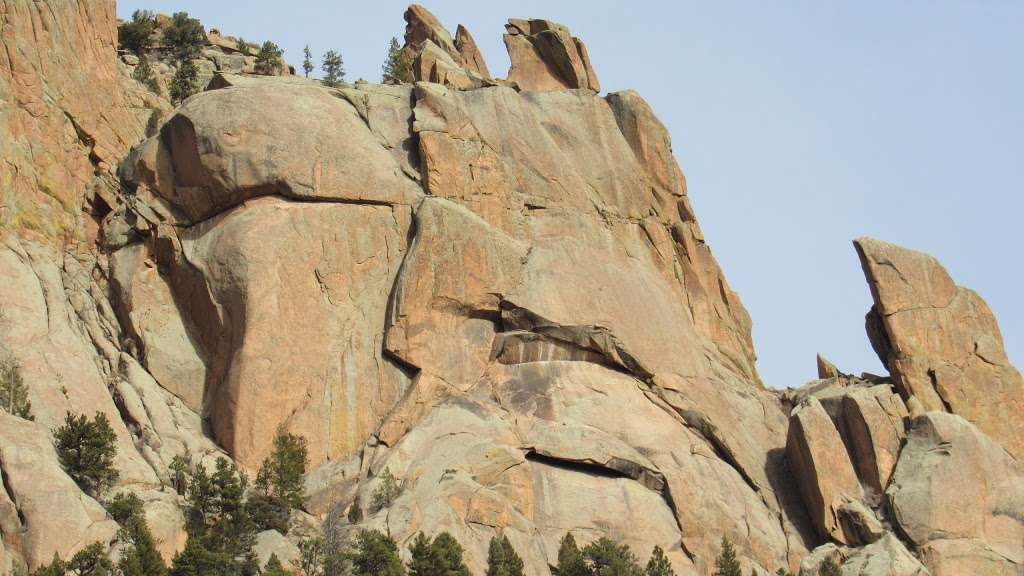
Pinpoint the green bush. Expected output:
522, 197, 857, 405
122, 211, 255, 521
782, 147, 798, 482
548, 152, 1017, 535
169, 451, 192, 495
118, 10, 156, 56
172, 458, 257, 576
169, 60, 198, 104
132, 56, 161, 95
53, 411, 119, 497
164, 12, 205, 61
0, 354, 33, 420
370, 467, 402, 513
580, 537, 642, 576
255, 41, 284, 75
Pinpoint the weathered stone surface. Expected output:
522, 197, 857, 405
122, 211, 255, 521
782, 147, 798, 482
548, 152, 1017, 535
404, 4, 459, 61
0, 0, 151, 238
917, 538, 1018, 576
385, 197, 528, 388
127, 83, 422, 223
400, 5, 489, 89
886, 412, 1023, 574
109, 243, 205, 411
840, 534, 928, 576
348, 361, 792, 576
855, 237, 1024, 459
412, 40, 484, 90
0, 414, 119, 571
786, 397, 864, 544
254, 530, 300, 570
179, 196, 413, 471
840, 385, 907, 493
455, 25, 490, 78
504, 19, 599, 92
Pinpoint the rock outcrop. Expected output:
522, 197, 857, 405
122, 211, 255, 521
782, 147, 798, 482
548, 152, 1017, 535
504, 19, 600, 92
0, 2, 1021, 576
855, 237, 1024, 459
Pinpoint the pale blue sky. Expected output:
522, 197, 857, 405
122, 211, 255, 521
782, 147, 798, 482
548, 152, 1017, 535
118, 1, 1023, 389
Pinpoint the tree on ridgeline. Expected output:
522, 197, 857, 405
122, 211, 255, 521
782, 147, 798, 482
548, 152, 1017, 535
303, 45, 314, 77
382, 37, 412, 84
321, 50, 345, 87
255, 41, 284, 75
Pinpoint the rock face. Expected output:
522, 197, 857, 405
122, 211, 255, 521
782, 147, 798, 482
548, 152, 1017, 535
856, 237, 1024, 459
1, 3, 1022, 576
0, 0, 155, 239
402, 5, 491, 89
887, 412, 1023, 575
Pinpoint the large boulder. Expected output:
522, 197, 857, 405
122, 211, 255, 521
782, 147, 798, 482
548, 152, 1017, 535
855, 237, 1024, 459
887, 412, 1023, 575
126, 83, 422, 223
786, 397, 864, 544
504, 19, 600, 92
840, 534, 928, 576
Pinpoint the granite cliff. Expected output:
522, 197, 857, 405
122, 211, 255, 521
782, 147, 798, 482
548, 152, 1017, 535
0, 2, 1020, 575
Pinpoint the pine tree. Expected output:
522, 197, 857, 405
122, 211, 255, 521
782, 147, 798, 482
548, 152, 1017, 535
0, 355, 33, 420
118, 10, 156, 56
350, 530, 405, 576
295, 535, 325, 576
644, 546, 674, 576
382, 37, 412, 84
164, 12, 205, 61
713, 537, 742, 576
108, 493, 167, 576
554, 533, 588, 576
255, 41, 284, 75
582, 538, 642, 576
321, 50, 345, 88
173, 458, 257, 576
303, 46, 314, 78
263, 554, 290, 576
132, 56, 161, 95
370, 468, 402, 512
169, 60, 198, 104
67, 542, 115, 576
486, 535, 524, 576
252, 428, 308, 533
406, 532, 470, 576
256, 428, 308, 508
53, 411, 119, 497
30, 552, 65, 576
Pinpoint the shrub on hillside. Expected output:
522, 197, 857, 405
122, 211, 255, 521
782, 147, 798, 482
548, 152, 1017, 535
53, 411, 119, 497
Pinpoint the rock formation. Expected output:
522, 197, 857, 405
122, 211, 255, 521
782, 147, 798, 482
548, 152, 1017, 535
0, 2, 1020, 576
